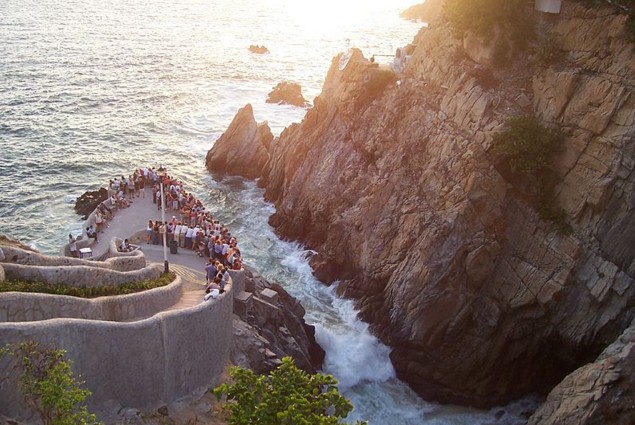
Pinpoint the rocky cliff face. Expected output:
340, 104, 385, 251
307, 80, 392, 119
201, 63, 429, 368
527, 318, 635, 425
232, 268, 325, 374
208, 0, 635, 408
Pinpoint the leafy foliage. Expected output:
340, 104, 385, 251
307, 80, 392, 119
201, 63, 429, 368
444, 0, 533, 39
214, 357, 367, 425
443, 0, 534, 64
491, 116, 565, 175
470, 67, 499, 89
0, 272, 176, 298
1, 341, 102, 425
491, 116, 571, 232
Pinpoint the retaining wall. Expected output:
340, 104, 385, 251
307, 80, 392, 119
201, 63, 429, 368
0, 276, 183, 322
2, 262, 162, 288
0, 275, 236, 421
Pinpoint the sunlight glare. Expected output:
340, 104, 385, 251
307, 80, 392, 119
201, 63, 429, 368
284, 0, 412, 40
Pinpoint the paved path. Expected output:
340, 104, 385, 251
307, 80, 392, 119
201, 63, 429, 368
87, 188, 213, 315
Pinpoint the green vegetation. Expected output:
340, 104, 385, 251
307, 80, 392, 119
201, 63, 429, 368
470, 67, 499, 89
0, 272, 176, 298
1, 341, 102, 425
443, 0, 534, 63
214, 357, 367, 425
491, 116, 564, 175
491, 116, 572, 233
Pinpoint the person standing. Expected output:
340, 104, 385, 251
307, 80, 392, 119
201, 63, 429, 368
205, 259, 217, 286
146, 220, 154, 243
68, 234, 78, 257
156, 187, 162, 210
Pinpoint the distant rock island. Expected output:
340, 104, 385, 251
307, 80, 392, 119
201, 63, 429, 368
249, 44, 269, 54
207, 0, 635, 422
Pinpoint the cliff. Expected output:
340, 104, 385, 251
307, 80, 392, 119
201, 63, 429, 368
528, 318, 635, 425
207, 0, 635, 408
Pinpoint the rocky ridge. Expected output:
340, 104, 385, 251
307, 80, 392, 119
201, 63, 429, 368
231, 267, 325, 374
206, 0, 635, 410
205, 104, 273, 179
528, 318, 635, 425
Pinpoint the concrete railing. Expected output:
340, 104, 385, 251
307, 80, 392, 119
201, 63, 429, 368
0, 279, 234, 419
2, 263, 162, 288
0, 276, 183, 322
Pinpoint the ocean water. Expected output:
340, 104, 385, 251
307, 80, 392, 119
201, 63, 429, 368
0, 0, 537, 423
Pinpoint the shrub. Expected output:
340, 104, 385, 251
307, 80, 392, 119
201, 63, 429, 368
491, 116, 565, 176
443, 0, 534, 62
214, 357, 367, 425
1, 341, 102, 425
444, 0, 532, 38
471, 67, 499, 89
0, 272, 176, 298
491, 115, 571, 232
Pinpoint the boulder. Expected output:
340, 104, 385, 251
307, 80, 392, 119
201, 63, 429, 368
205, 104, 273, 180
528, 320, 635, 425
266, 81, 308, 107
231, 270, 324, 373
74, 187, 108, 218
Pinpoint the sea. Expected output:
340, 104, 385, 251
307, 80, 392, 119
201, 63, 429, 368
0, 0, 538, 423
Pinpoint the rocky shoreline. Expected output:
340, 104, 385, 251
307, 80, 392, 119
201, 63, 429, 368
204, 0, 635, 421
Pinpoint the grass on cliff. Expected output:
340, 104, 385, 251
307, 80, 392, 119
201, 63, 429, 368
0, 272, 176, 298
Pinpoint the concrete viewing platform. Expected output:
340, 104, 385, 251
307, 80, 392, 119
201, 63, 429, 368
85, 188, 209, 285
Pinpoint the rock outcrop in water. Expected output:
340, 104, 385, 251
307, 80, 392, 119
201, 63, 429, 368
74, 187, 108, 218
249, 44, 269, 54
208, 0, 635, 408
205, 104, 273, 179
266, 81, 309, 107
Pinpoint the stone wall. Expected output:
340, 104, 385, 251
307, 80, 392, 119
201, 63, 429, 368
2, 245, 146, 273
0, 274, 237, 421
0, 276, 182, 322
1, 244, 154, 287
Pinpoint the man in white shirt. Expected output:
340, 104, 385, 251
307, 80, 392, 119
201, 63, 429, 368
185, 225, 195, 249
179, 223, 188, 248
